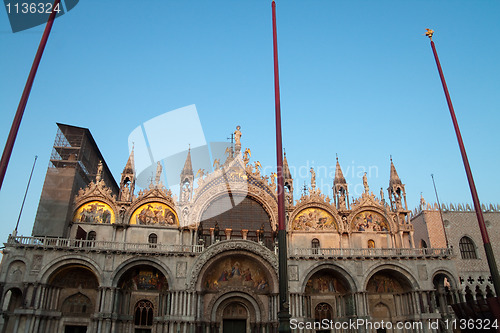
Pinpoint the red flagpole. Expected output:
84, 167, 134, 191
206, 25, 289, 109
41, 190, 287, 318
0, 0, 61, 191
426, 29, 500, 298
272, 1, 291, 332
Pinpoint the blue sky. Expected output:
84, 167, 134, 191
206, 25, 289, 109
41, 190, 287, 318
1, 0, 499, 240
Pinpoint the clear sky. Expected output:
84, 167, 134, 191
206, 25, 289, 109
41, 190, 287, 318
1, 0, 499, 240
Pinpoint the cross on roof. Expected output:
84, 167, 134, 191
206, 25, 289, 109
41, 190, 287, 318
467, 276, 475, 284
478, 276, 485, 284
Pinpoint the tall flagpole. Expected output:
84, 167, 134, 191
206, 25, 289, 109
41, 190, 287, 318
426, 29, 500, 297
13, 155, 38, 237
0, 0, 61, 191
272, 1, 291, 332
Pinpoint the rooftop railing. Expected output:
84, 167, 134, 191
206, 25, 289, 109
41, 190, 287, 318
291, 247, 453, 259
5, 235, 204, 255
5, 235, 452, 259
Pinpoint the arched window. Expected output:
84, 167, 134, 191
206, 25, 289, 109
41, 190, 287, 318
315, 302, 333, 321
87, 231, 96, 241
134, 300, 153, 326
312, 238, 320, 254
420, 239, 427, 248
148, 233, 157, 248
459, 236, 477, 259
368, 240, 375, 248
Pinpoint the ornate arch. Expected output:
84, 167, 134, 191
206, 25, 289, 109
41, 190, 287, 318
362, 263, 420, 291
348, 206, 393, 233
289, 201, 340, 233
127, 190, 179, 226
190, 172, 278, 230
188, 240, 278, 290
301, 263, 358, 293
38, 255, 103, 285
111, 257, 174, 289
208, 289, 266, 323
431, 269, 459, 290
73, 180, 118, 221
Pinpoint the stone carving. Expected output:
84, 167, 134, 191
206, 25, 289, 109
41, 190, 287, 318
289, 265, 299, 281
177, 262, 187, 278
380, 188, 384, 202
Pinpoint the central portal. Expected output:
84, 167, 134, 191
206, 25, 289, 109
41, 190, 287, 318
223, 319, 246, 333
222, 302, 248, 333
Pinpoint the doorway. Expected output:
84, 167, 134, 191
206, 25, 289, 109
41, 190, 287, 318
64, 326, 87, 333
223, 319, 246, 333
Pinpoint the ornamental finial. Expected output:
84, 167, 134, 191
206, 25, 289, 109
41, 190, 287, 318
425, 28, 434, 40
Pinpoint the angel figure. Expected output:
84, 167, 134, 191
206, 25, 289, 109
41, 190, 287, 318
196, 169, 205, 178
254, 161, 262, 176
243, 148, 251, 164
213, 159, 220, 170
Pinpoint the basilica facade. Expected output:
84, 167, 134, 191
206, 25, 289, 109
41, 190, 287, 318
0, 125, 477, 333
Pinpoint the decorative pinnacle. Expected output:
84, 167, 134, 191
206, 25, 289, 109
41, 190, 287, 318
425, 28, 434, 40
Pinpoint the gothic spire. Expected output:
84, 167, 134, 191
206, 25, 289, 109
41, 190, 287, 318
283, 151, 292, 180
181, 147, 194, 179
180, 147, 194, 203
123, 146, 135, 175
333, 156, 346, 186
389, 157, 402, 187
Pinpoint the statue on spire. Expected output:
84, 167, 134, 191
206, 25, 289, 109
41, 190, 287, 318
234, 125, 242, 153
155, 161, 162, 185
96, 161, 103, 182
310, 167, 316, 190
363, 172, 369, 194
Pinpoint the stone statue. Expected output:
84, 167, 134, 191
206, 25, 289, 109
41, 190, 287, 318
380, 188, 384, 201
339, 193, 346, 209
96, 161, 103, 182
121, 184, 130, 201
197, 222, 203, 240
234, 126, 242, 146
258, 223, 265, 242
155, 161, 162, 184
214, 222, 220, 242
420, 194, 426, 210
310, 168, 316, 189
342, 216, 349, 232
119, 206, 126, 223
182, 184, 190, 201
363, 172, 369, 194
213, 159, 220, 170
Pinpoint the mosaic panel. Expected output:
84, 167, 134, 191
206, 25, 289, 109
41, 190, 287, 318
292, 208, 337, 231
74, 201, 115, 224
203, 256, 270, 292
130, 202, 178, 226
352, 211, 389, 232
